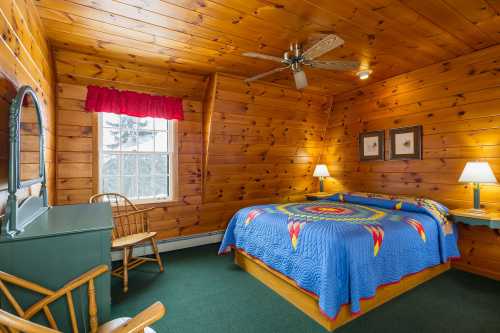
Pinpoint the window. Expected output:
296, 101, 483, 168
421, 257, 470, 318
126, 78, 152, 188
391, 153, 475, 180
99, 113, 175, 202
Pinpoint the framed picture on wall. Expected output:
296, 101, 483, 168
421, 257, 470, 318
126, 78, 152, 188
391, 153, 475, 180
390, 125, 422, 160
359, 131, 385, 161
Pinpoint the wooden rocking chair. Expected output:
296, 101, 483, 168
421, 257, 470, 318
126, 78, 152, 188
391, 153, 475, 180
0, 265, 165, 333
89, 193, 164, 293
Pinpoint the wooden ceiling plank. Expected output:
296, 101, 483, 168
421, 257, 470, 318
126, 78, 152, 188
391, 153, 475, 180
33, 0, 500, 95
310, 0, 461, 61
53, 48, 205, 82
73, 0, 292, 51
14, 0, 51, 57
160, 0, 321, 44
36, 4, 250, 56
486, 0, 500, 14
48, 34, 224, 74
51, 40, 212, 76
0, 1, 53, 83
196, 0, 443, 75
265, 0, 456, 63
36, 0, 284, 55
400, 0, 497, 49
41, 16, 273, 71
442, 0, 500, 43
354, 0, 473, 56
336, 43, 500, 103
43, 23, 274, 75
36, 0, 439, 93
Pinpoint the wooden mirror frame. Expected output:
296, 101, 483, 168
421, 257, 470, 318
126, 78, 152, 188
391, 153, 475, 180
2, 86, 48, 237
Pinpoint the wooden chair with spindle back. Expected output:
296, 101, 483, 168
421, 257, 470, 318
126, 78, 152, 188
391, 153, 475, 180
89, 193, 164, 293
0, 265, 166, 333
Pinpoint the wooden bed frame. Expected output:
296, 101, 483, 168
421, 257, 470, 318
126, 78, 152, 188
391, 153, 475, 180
235, 249, 450, 331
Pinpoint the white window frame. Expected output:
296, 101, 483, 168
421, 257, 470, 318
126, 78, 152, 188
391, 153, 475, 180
97, 113, 177, 204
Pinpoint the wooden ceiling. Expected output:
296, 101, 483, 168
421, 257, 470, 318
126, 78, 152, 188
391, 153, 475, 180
34, 0, 500, 95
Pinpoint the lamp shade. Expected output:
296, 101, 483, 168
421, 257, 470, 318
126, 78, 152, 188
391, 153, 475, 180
313, 164, 330, 177
458, 161, 497, 184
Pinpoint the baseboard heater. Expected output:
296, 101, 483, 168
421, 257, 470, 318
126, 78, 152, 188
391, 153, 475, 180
111, 230, 224, 261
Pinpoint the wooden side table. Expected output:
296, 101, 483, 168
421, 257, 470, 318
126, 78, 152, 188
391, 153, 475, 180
449, 209, 500, 229
449, 208, 500, 281
305, 192, 334, 201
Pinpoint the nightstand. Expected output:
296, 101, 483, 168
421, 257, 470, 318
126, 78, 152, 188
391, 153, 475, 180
305, 192, 334, 201
449, 209, 500, 229
449, 208, 500, 281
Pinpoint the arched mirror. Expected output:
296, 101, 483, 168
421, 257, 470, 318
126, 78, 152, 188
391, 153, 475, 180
2, 86, 48, 237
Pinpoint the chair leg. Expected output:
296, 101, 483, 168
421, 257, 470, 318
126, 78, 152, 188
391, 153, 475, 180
123, 247, 129, 293
150, 238, 164, 272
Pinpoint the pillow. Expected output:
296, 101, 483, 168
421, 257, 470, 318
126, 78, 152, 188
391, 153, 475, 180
328, 192, 449, 226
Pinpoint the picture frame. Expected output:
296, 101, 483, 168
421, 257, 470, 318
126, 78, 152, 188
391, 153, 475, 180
359, 131, 385, 161
389, 125, 422, 160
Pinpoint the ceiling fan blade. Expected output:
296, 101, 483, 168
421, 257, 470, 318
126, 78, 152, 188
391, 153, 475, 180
305, 60, 360, 71
293, 70, 308, 90
244, 66, 290, 82
242, 52, 284, 63
302, 34, 344, 60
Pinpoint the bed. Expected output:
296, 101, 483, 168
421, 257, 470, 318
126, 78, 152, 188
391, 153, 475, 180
219, 192, 460, 331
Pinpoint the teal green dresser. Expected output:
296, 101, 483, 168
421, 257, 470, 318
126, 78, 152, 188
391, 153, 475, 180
0, 203, 113, 332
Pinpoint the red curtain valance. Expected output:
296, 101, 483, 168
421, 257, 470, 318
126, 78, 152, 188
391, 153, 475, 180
85, 85, 183, 120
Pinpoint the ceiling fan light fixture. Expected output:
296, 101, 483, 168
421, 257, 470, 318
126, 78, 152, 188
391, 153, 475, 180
357, 69, 372, 80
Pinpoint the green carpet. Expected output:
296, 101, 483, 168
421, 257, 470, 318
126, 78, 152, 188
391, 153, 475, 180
111, 244, 500, 333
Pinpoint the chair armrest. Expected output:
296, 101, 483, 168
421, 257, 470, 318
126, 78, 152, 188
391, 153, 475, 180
0, 309, 59, 333
111, 302, 165, 333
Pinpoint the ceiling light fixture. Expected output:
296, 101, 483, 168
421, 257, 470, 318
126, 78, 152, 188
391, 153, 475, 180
357, 69, 372, 80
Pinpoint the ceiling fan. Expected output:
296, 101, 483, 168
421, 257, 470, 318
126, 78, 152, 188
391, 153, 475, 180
242, 34, 360, 90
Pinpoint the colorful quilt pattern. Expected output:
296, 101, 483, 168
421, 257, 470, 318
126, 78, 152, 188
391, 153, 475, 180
276, 202, 387, 255
219, 193, 459, 320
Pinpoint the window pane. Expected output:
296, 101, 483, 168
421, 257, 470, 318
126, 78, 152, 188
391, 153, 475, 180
155, 119, 168, 131
153, 154, 168, 175
138, 130, 154, 151
138, 155, 153, 174
102, 113, 120, 128
121, 130, 137, 151
102, 128, 120, 151
122, 154, 137, 176
138, 177, 154, 198
122, 176, 137, 199
100, 115, 173, 201
138, 117, 154, 130
120, 115, 137, 129
154, 131, 168, 152
154, 176, 167, 198
102, 153, 119, 176
102, 177, 119, 193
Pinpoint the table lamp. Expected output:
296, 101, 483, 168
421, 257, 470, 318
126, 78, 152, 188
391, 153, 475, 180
313, 164, 330, 192
458, 161, 497, 212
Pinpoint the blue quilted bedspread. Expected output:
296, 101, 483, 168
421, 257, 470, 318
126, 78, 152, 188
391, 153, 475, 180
219, 192, 460, 320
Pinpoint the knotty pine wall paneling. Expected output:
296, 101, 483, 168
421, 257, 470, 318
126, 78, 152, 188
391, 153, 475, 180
53, 48, 208, 239
54, 51, 334, 238
0, 0, 55, 216
323, 44, 500, 279
200, 74, 332, 225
